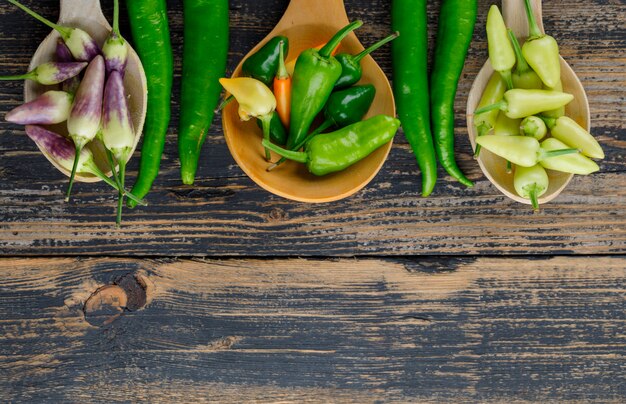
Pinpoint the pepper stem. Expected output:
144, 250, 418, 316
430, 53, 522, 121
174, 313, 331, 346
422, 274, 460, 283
276, 40, 288, 80
499, 70, 514, 91
353, 32, 399, 63
261, 139, 308, 164
116, 161, 126, 227
65, 143, 81, 202
528, 184, 540, 211
539, 115, 557, 129
86, 161, 147, 207
319, 20, 363, 59
260, 114, 272, 161
508, 29, 531, 73
267, 119, 333, 171
8, 0, 71, 39
506, 160, 512, 174
105, 148, 124, 227
523, 0, 543, 38
473, 123, 494, 158
217, 95, 234, 112
113, 0, 120, 37
0, 72, 35, 81
541, 148, 579, 160
474, 100, 506, 115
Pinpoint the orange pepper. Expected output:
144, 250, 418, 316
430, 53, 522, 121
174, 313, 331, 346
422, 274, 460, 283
273, 42, 291, 128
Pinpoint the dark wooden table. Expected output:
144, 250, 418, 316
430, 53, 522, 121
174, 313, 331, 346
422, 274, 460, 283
1, 0, 625, 402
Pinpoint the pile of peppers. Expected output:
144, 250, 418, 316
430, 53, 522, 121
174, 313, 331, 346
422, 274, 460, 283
474, 0, 604, 210
220, 21, 400, 177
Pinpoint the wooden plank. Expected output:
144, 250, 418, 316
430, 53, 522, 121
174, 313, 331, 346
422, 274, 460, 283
0, 0, 624, 256
0, 256, 624, 402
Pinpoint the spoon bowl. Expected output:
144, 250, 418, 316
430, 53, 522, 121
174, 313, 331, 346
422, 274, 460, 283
24, 0, 147, 183
222, 0, 395, 203
466, 0, 590, 206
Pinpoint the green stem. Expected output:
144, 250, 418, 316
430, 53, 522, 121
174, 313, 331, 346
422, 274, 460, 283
268, 119, 332, 171
539, 115, 557, 129
87, 162, 147, 207
523, 0, 542, 38
8, 0, 71, 38
541, 148, 579, 159
116, 161, 126, 227
499, 70, 514, 91
529, 184, 540, 211
506, 160, 512, 173
260, 114, 272, 161
473, 123, 493, 158
65, 143, 81, 202
319, 20, 363, 58
276, 40, 288, 79
474, 100, 506, 115
0, 71, 35, 81
217, 95, 234, 112
508, 29, 530, 73
113, 0, 120, 37
353, 32, 399, 63
105, 148, 124, 226
261, 139, 308, 164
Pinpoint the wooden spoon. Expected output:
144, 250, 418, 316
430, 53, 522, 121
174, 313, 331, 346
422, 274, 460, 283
466, 0, 590, 206
222, 0, 395, 203
24, 0, 147, 183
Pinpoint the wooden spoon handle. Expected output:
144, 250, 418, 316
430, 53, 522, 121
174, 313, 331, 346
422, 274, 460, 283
275, 0, 349, 31
59, 0, 109, 27
503, 0, 544, 38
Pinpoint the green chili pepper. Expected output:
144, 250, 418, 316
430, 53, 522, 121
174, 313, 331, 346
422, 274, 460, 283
287, 20, 363, 149
486, 5, 515, 89
520, 116, 547, 140
256, 111, 287, 145
178, 0, 229, 185
242, 36, 289, 87
430, 0, 477, 188
542, 79, 565, 118
474, 89, 573, 119
508, 29, 543, 90
392, 0, 438, 196
522, 0, 561, 88
474, 74, 507, 157
541, 116, 604, 159
334, 32, 398, 89
494, 113, 521, 137
514, 164, 549, 211
263, 115, 400, 176
126, 0, 174, 208
540, 138, 600, 175
269, 84, 376, 171
476, 135, 578, 167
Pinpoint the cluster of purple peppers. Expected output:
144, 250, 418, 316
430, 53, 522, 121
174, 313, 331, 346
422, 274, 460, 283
2, 0, 143, 225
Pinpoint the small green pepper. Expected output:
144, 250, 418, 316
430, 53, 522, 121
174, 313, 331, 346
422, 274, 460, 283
522, 0, 561, 88
520, 116, 547, 140
474, 89, 573, 119
540, 138, 600, 175
242, 36, 289, 87
474, 74, 507, 157
334, 32, 398, 89
263, 115, 400, 176
494, 113, 521, 137
486, 5, 515, 89
287, 20, 363, 149
508, 29, 543, 90
541, 116, 604, 159
514, 164, 549, 210
476, 135, 578, 167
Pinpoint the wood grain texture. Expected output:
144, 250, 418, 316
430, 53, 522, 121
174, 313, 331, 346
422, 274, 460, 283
0, 0, 624, 256
0, 256, 624, 402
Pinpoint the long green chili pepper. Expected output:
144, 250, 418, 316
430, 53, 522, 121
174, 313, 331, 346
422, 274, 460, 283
522, 0, 561, 88
334, 32, 399, 89
473, 73, 507, 157
126, 0, 173, 208
263, 115, 400, 176
391, 0, 437, 197
430, 0, 477, 188
287, 20, 363, 149
486, 5, 515, 90
179, 0, 229, 185
507, 29, 542, 90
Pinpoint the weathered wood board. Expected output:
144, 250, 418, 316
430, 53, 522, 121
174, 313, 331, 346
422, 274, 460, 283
1, 257, 624, 402
0, 0, 624, 256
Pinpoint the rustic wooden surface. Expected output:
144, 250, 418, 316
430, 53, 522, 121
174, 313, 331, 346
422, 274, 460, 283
0, 0, 625, 402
